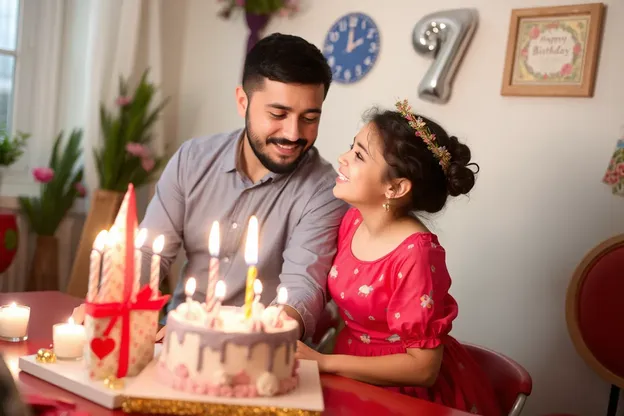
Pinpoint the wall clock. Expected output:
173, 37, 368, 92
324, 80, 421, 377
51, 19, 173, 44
322, 12, 380, 84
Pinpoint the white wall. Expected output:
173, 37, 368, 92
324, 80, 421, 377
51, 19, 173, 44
173, 0, 624, 414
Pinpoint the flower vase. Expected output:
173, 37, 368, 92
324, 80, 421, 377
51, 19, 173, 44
26, 235, 59, 291
65, 189, 124, 297
0, 212, 18, 274
245, 12, 271, 53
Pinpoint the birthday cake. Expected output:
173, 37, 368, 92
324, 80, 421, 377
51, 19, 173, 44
157, 289, 300, 398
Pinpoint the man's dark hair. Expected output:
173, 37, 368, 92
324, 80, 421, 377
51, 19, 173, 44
242, 33, 332, 98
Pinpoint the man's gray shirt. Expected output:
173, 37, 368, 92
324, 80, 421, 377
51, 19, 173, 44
139, 128, 348, 339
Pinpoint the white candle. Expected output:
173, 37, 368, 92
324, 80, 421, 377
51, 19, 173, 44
88, 230, 107, 302
210, 280, 226, 328
253, 279, 263, 303
97, 226, 119, 301
272, 287, 288, 326
150, 235, 165, 298
185, 277, 197, 319
134, 228, 147, 298
206, 221, 220, 311
53, 317, 86, 359
0, 303, 30, 341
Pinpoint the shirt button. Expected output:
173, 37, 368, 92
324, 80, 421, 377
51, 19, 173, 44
232, 223, 238, 229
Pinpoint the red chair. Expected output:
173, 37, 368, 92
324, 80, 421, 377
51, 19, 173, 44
566, 234, 624, 416
463, 343, 533, 416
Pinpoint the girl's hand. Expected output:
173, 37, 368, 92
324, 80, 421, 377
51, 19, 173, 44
295, 341, 332, 373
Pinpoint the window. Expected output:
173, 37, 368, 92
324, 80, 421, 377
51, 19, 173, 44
0, 0, 64, 198
0, 0, 18, 131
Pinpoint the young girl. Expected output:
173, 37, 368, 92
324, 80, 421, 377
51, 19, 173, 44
295, 100, 501, 415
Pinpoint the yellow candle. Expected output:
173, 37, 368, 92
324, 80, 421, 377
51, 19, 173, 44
243, 216, 259, 319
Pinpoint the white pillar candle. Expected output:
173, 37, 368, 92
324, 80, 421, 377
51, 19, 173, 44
88, 230, 107, 302
210, 280, 226, 328
0, 303, 30, 341
53, 317, 86, 359
134, 228, 147, 298
150, 235, 165, 298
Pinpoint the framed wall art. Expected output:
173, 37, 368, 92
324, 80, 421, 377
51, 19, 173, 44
501, 3, 605, 97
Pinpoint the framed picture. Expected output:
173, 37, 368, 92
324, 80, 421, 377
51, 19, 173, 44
501, 3, 605, 97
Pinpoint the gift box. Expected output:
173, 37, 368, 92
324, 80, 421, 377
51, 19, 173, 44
83, 184, 169, 380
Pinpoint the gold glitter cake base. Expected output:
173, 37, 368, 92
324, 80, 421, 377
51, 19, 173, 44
122, 397, 322, 416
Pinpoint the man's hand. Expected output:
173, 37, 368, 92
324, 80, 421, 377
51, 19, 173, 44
71, 303, 86, 324
283, 305, 304, 340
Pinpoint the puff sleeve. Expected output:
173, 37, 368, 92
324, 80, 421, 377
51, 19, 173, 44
386, 237, 458, 349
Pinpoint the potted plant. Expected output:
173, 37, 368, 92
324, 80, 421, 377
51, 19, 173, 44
18, 129, 85, 291
66, 69, 169, 297
0, 126, 30, 274
217, 0, 300, 52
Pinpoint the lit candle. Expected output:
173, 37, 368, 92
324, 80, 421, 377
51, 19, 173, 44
52, 317, 86, 360
185, 277, 197, 319
210, 280, 226, 327
205, 221, 220, 311
97, 226, 119, 301
134, 228, 147, 298
150, 235, 165, 299
87, 230, 107, 302
272, 287, 288, 326
0, 303, 30, 341
243, 216, 259, 319
253, 279, 263, 303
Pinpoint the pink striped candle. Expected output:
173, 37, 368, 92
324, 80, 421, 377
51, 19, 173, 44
205, 221, 220, 311
87, 230, 108, 302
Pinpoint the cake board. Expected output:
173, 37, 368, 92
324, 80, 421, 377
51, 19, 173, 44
18, 344, 325, 414
122, 356, 324, 415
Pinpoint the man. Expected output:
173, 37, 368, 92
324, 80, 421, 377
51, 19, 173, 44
72, 33, 347, 341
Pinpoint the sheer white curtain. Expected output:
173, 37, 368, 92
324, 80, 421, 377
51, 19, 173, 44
59, 0, 165, 201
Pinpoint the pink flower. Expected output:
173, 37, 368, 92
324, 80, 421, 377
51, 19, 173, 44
126, 143, 150, 159
33, 167, 54, 183
529, 26, 541, 40
141, 158, 155, 172
573, 43, 582, 55
560, 63, 573, 76
115, 96, 132, 106
235, 0, 245, 6
74, 183, 87, 197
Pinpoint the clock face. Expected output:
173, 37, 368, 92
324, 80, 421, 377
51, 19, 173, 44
322, 12, 380, 84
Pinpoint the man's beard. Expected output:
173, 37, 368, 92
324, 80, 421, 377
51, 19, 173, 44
245, 110, 309, 175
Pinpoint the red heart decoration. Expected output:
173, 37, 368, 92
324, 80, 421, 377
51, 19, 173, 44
90, 337, 115, 360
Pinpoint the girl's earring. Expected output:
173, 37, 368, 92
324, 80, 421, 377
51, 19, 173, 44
383, 199, 391, 212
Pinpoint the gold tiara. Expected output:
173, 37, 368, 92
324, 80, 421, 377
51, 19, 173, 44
395, 99, 451, 174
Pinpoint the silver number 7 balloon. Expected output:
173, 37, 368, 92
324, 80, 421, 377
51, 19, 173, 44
412, 8, 479, 104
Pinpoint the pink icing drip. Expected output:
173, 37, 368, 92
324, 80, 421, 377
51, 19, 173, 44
157, 363, 297, 397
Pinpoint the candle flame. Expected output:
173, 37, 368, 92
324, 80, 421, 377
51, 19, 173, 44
9, 302, 16, 308
277, 286, 288, 304
94, 230, 108, 251
152, 235, 165, 254
135, 228, 147, 249
244, 216, 258, 265
215, 280, 226, 299
107, 226, 119, 247
209, 221, 220, 257
68, 317, 74, 325
254, 279, 263, 296
185, 277, 196, 297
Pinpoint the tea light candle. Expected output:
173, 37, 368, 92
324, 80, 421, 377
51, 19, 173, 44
0, 303, 30, 341
52, 317, 86, 359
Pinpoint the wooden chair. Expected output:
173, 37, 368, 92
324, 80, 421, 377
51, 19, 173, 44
566, 234, 624, 416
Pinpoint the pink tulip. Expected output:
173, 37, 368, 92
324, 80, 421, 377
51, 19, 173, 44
74, 183, 87, 197
32, 167, 54, 183
141, 158, 155, 172
126, 143, 150, 159
116, 96, 132, 106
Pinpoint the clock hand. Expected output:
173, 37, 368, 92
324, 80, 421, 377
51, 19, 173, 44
346, 29, 354, 52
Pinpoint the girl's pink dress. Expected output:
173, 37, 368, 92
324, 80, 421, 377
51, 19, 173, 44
328, 208, 501, 416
